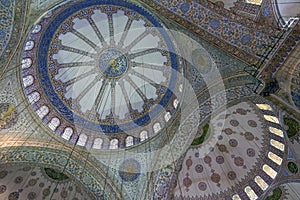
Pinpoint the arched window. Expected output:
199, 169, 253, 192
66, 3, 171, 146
232, 194, 241, 200
32, 24, 41, 33
93, 138, 103, 149
61, 127, 73, 140
22, 58, 32, 69
254, 176, 268, 191
77, 134, 87, 146
173, 99, 179, 109
268, 152, 282, 165
244, 186, 258, 200
140, 131, 148, 141
153, 122, 161, 133
36, 105, 49, 119
256, 104, 272, 111
23, 75, 34, 88
48, 117, 60, 131
269, 127, 283, 137
246, 0, 262, 5
262, 164, 277, 179
164, 112, 171, 122
109, 139, 118, 149
270, 139, 284, 151
264, 115, 279, 124
25, 41, 34, 51
126, 136, 134, 147
179, 84, 183, 92
28, 91, 40, 104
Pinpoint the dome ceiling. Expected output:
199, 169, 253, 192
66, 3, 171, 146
0, 0, 298, 199
0, 164, 93, 200
21, 0, 182, 149
173, 100, 286, 199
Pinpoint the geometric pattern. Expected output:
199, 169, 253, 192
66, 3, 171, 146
21, 0, 182, 148
141, 0, 280, 64
0, 0, 15, 57
0, 165, 92, 200
174, 100, 285, 199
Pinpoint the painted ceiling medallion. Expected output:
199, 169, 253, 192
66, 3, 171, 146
119, 158, 141, 182
21, 0, 182, 148
98, 49, 129, 79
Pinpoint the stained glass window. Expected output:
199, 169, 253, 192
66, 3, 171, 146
36, 105, 49, 119
22, 58, 32, 69
32, 24, 41, 34
153, 122, 161, 133
244, 186, 258, 200
25, 41, 34, 51
256, 103, 272, 111
263, 164, 277, 179
126, 136, 134, 147
164, 112, 171, 122
232, 194, 241, 200
270, 139, 284, 151
254, 176, 268, 191
173, 99, 179, 109
28, 91, 40, 104
268, 152, 282, 165
62, 127, 73, 140
23, 75, 34, 88
48, 117, 60, 131
140, 131, 148, 141
264, 115, 279, 124
93, 138, 103, 149
269, 127, 283, 137
110, 139, 118, 149
77, 134, 87, 146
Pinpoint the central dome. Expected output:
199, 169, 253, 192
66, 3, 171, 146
21, 0, 182, 149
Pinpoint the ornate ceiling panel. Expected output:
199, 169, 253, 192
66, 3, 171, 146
0, 0, 298, 199
0, 147, 122, 199
0, 164, 93, 200
174, 100, 285, 199
0, 0, 15, 57
140, 0, 282, 64
21, 0, 183, 149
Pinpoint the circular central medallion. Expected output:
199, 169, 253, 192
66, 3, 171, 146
98, 49, 128, 78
